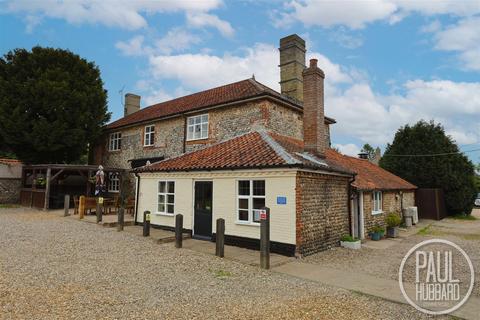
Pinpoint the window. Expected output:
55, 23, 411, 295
109, 132, 122, 151
372, 191, 382, 214
157, 181, 175, 215
144, 125, 155, 146
187, 114, 208, 141
108, 173, 119, 193
237, 180, 265, 224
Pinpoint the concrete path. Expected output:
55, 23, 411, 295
124, 225, 190, 243
273, 261, 478, 319
182, 238, 293, 267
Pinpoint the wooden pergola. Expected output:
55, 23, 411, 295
20, 164, 126, 210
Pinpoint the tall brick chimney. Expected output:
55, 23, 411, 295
303, 58, 326, 157
124, 93, 141, 116
279, 34, 306, 102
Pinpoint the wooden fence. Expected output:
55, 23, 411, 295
415, 188, 447, 220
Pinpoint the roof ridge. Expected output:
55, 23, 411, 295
258, 131, 300, 165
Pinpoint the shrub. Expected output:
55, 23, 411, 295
341, 234, 358, 242
385, 212, 402, 228
371, 224, 385, 234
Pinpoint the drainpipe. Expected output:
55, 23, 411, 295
347, 174, 357, 237
134, 172, 140, 225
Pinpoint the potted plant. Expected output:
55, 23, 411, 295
370, 224, 385, 241
386, 212, 402, 238
340, 234, 361, 249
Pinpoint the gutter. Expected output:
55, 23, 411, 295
347, 174, 357, 237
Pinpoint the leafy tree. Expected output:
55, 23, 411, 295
380, 121, 476, 215
475, 164, 480, 193
360, 143, 375, 160
0, 47, 110, 164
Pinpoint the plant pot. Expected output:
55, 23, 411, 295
340, 240, 361, 250
387, 226, 399, 238
371, 232, 382, 241
405, 216, 413, 227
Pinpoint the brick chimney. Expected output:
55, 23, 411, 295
303, 58, 326, 157
124, 93, 141, 116
279, 34, 306, 102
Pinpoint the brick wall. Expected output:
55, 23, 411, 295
296, 171, 350, 256
0, 178, 21, 203
362, 190, 415, 236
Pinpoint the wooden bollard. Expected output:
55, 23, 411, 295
63, 194, 70, 217
143, 211, 150, 237
96, 197, 103, 223
79, 195, 85, 220
117, 207, 124, 231
260, 207, 270, 269
215, 218, 225, 258
175, 214, 183, 248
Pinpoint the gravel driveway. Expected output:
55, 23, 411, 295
0, 207, 441, 319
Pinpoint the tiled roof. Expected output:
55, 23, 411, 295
135, 131, 353, 175
107, 78, 335, 130
136, 131, 416, 191
0, 158, 22, 166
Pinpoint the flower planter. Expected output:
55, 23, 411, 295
387, 226, 399, 238
370, 232, 382, 241
340, 240, 361, 250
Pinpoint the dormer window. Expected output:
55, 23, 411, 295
187, 114, 208, 141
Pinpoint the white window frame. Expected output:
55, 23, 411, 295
372, 191, 383, 215
144, 125, 155, 146
236, 180, 265, 225
108, 132, 122, 151
156, 180, 175, 216
107, 173, 120, 193
186, 114, 209, 141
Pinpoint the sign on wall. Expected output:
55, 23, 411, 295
277, 196, 287, 205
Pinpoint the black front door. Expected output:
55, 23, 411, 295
194, 181, 213, 239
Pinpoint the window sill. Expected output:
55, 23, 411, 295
186, 137, 209, 143
108, 149, 122, 153
372, 210, 383, 216
107, 190, 119, 193
154, 212, 174, 217
235, 221, 260, 226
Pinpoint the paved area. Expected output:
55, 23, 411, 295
0, 207, 441, 319
275, 210, 480, 319
182, 238, 293, 267
64, 209, 135, 227
123, 225, 190, 243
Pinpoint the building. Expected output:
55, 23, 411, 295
94, 34, 416, 256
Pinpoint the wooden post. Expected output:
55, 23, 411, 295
117, 207, 124, 231
79, 195, 85, 219
260, 207, 270, 270
44, 167, 51, 210
96, 197, 103, 223
143, 211, 150, 237
215, 218, 225, 258
175, 214, 183, 248
63, 194, 70, 217
30, 169, 36, 207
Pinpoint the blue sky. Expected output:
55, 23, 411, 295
1, 0, 479, 163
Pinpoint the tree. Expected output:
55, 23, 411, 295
361, 143, 375, 160
0, 47, 110, 164
380, 120, 476, 215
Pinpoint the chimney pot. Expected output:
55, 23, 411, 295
309, 59, 318, 68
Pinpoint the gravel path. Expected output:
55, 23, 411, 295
1, 208, 444, 319
304, 213, 480, 298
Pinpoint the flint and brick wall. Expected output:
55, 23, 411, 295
363, 190, 415, 236
0, 178, 21, 203
295, 171, 350, 256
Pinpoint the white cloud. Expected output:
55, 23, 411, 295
274, 0, 480, 29
186, 12, 234, 37
4, 0, 223, 30
433, 17, 480, 71
333, 143, 361, 157
142, 41, 479, 148
116, 35, 149, 56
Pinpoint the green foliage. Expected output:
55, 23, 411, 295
385, 212, 402, 228
380, 121, 476, 215
340, 234, 358, 242
450, 214, 477, 221
361, 143, 375, 160
371, 224, 385, 234
0, 46, 110, 164
474, 164, 480, 193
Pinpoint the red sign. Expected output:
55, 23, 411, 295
260, 210, 267, 220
